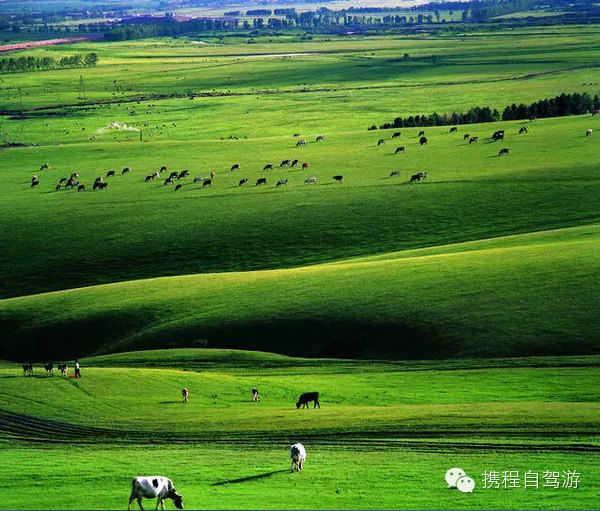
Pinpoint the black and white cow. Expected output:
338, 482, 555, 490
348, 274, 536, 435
128, 476, 183, 510
289, 443, 307, 472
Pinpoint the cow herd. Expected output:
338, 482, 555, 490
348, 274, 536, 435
28, 126, 594, 195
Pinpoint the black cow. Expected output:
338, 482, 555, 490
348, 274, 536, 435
55, 184, 61, 191
395, 146, 405, 154
202, 179, 212, 187
44, 362, 53, 374
463, 133, 470, 140
498, 148, 510, 156
280, 160, 290, 167
256, 178, 267, 186
316, 135, 325, 142
164, 178, 174, 186
418, 130, 425, 137
492, 130, 505, 141
239, 178, 248, 186
145, 175, 153, 182
297, 392, 320, 409
410, 171, 427, 182
169, 171, 179, 180
231, 163, 240, 171
291, 159, 299, 167
175, 184, 183, 191
469, 136, 478, 144
178, 170, 189, 179
389, 170, 400, 178
519, 126, 528, 134
106, 170, 116, 177
378, 139, 386, 146
59, 177, 68, 184
94, 181, 108, 190
31, 178, 40, 188
333, 175, 344, 182
77, 184, 86, 192
263, 164, 273, 171
449, 127, 457, 133
419, 136, 428, 146
392, 132, 401, 138
122, 167, 132, 174
296, 139, 306, 147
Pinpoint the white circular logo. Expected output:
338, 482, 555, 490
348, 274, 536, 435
445, 468, 466, 488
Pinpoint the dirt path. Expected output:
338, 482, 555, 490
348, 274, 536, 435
0, 36, 101, 53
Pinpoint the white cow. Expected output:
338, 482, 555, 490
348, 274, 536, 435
128, 476, 183, 510
304, 177, 317, 185
586, 128, 593, 136
289, 443, 307, 471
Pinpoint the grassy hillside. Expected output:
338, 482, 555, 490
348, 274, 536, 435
0, 350, 598, 509
1, 224, 599, 360
1, 28, 599, 360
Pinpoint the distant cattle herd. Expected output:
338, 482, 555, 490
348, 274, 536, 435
28, 124, 591, 195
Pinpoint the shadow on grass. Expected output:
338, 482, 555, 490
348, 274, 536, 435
211, 469, 288, 486
159, 400, 184, 404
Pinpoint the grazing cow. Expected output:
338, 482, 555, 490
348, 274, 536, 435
297, 391, 320, 409
290, 443, 307, 472
77, 184, 86, 192
40, 163, 50, 171
305, 177, 317, 185
59, 363, 68, 376
44, 362, 53, 375
333, 175, 343, 182
179, 170, 189, 179
316, 135, 325, 142
263, 164, 273, 171
55, 184, 61, 192
164, 178, 174, 186
31, 177, 40, 188
152, 171, 160, 180
276, 178, 288, 187
169, 171, 179, 180
498, 148, 510, 156
301, 162, 309, 170
239, 178, 248, 186
193, 176, 203, 183
492, 130, 505, 141
106, 170, 116, 177
122, 167, 132, 175
210, 171, 216, 179
182, 388, 189, 403
59, 177, 68, 184
231, 164, 240, 171
395, 146, 405, 154
291, 159, 299, 167
410, 171, 428, 182
128, 477, 183, 511
377, 139, 386, 146
70, 172, 79, 179
389, 170, 400, 178
251, 388, 260, 402
203, 179, 212, 187
293, 133, 301, 137
256, 177, 267, 186
463, 133, 470, 140
419, 136, 428, 146
66, 177, 79, 188
22, 363, 33, 376
392, 131, 401, 138
449, 127, 457, 133
519, 126, 528, 134
280, 160, 290, 167
160, 166, 168, 172
175, 184, 183, 191
296, 139, 307, 147
469, 136, 478, 143
93, 181, 108, 190
418, 130, 425, 137
145, 175, 153, 182
586, 128, 593, 136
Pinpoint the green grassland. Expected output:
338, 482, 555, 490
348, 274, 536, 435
1, 25, 599, 509
1, 28, 599, 359
0, 350, 599, 509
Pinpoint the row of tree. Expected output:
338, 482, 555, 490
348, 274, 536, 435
372, 92, 600, 129
0, 53, 99, 74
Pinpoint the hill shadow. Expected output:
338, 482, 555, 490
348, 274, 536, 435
211, 469, 288, 486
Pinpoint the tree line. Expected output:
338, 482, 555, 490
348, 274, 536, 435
372, 92, 600, 130
0, 53, 99, 74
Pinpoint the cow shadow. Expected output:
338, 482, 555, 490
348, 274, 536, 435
159, 400, 183, 404
211, 469, 288, 486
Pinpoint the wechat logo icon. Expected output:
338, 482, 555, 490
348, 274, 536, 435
445, 468, 475, 493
